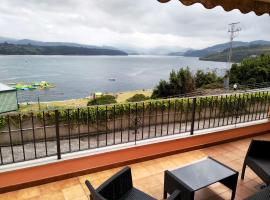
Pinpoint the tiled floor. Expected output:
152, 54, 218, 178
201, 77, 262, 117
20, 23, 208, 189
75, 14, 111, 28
1, 133, 270, 200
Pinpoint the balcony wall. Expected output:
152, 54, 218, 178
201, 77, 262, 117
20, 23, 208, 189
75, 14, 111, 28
0, 119, 269, 194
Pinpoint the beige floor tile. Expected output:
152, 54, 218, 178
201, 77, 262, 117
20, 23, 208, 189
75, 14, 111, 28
0, 191, 19, 200
16, 187, 41, 200
37, 191, 65, 200
62, 185, 86, 200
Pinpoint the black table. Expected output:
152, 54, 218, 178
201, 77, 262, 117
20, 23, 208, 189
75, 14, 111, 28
164, 157, 239, 200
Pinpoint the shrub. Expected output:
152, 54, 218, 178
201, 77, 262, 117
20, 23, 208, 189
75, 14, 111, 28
87, 95, 117, 106
247, 78, 256, 85
0, 92, 268, 130
195, 70, 223, 88
127, 94, 150, 102
0, 116, 7, 130
201, 82, 223, 89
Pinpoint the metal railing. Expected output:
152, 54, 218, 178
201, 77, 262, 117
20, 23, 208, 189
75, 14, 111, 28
0, 91, 269, 166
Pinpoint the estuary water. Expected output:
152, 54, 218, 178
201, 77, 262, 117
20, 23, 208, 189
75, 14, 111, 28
0, 55, 227, 102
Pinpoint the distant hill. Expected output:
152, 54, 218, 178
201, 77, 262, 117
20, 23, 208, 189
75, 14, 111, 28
11, 39, 121, 50
0, 37, 123, 52
168, 51, 186, 56
2, 36, 270, 58
0, 43, 128, 56
119, 45, 190, 55
0, 36, 189, 56
0, 36, 16, 43
200, 44, 270, 62
183, 40, 270, 58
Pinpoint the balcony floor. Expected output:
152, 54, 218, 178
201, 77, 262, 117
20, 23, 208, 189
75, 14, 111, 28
1, 133, 270, 200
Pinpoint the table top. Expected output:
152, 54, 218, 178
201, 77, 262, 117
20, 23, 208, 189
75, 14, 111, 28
168, 157, 237, 191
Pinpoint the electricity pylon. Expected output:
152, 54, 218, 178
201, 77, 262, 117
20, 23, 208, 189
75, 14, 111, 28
224, 22, 241, 89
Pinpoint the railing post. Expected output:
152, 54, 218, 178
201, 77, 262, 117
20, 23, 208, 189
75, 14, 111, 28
135, 103, 138, 145
55, 110, 61, 160
190, 98, 197, 135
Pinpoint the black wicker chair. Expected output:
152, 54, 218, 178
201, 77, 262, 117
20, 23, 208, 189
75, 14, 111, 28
85, 166, 181, 200
241, 140, 270, 185
245, 186, 270, 200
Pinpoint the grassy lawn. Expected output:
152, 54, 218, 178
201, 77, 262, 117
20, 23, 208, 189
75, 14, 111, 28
116, 89, 152, 102
19, 98, 90, 112
19, 89, 153, 112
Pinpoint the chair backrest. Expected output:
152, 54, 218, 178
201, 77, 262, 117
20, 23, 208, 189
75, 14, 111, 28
85, 180, 106, 200
248, 140, 270, 159
98, 166, 133, 200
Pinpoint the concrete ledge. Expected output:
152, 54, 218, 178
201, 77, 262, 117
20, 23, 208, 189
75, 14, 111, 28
0, 120, 270, 193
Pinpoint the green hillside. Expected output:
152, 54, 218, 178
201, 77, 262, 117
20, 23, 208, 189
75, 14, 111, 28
0, 43, 128, 56
200, 45, 270, 62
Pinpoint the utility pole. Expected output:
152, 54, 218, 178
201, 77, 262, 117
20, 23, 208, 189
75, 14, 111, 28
224, 22, 241, 89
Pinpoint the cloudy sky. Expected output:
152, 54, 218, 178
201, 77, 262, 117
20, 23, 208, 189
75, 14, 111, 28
0, 0, 270, 49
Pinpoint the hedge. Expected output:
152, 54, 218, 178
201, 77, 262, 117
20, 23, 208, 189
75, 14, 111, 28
0, 92, 269, 130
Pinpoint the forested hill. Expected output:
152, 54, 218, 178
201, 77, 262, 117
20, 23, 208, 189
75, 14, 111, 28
182, 40, 270, 58
199, 45, 270, 62
0, 43, 128, 56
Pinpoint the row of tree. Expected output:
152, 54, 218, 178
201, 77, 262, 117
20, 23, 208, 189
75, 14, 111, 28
87, 54, 270, 104
152, 54, 270, 99
151, 68, 223, 98
229, 54, 270, 85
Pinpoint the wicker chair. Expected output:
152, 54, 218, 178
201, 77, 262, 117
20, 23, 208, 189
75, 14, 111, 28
85, 166, 181, 200
245, 186, 270, 200
241, 140, 270, 185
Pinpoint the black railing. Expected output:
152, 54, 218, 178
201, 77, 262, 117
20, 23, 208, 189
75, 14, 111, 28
0, 91, 269, 166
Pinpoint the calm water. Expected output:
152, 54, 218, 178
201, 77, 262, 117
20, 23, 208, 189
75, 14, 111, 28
0, 55, 227, 102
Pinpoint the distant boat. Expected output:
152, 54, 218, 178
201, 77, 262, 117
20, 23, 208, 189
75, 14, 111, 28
108, 78, 116, 81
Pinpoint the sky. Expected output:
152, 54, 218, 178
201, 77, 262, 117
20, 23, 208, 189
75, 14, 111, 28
0, 0, 270, 50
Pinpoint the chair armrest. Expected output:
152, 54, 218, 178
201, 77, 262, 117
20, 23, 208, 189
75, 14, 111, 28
97, 166, 133, 199
246, 140, 270, 159
85, 180, 107, 200
167, 190, 181, 200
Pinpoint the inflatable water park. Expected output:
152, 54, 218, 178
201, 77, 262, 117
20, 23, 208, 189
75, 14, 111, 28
9, 81, 55, 91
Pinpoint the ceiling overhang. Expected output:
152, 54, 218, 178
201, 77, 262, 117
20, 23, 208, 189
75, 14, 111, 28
158, 0, 270, 16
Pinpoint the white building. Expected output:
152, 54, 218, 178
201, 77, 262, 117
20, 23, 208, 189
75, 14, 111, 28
0, 83, 18, 113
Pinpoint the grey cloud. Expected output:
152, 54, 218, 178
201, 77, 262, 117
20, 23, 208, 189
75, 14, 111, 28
0, 0, 269, 49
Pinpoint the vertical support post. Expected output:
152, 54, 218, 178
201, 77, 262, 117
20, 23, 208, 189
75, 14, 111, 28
55, 110, 61, 160
67, 109, 71, 152
16, 90, 19, 110
135, 103, 138, 145
38, 97, 41, 111
113, 105, 116, 145
105, 106, 108, 146
7, 115, 14, 162
190, 98, 197, 135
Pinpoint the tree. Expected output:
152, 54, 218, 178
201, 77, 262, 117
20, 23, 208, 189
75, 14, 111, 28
195, 70, 223, 88
229, 54, 270, 85
152, 67, 195, 98
176, 67, 195, 94
152, 80, 171, 98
